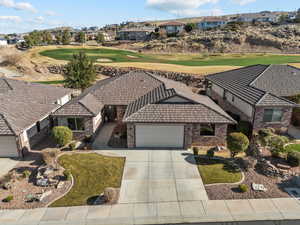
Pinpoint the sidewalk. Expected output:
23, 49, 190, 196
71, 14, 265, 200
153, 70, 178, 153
0, 198, 300, 225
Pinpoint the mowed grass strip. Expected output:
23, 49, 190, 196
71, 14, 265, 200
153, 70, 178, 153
40, 48, 300, 67
51, 153, 125, 207
196, 157, 242, 185
285, 144, 300, 153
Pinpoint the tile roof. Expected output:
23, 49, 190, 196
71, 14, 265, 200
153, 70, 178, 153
159, 21, 185, 26
0, 78, 72, 135
0, 114, 14, 136
206, 65, 297, 107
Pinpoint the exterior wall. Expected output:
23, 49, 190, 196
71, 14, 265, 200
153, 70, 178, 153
210, 85, 253, 122
117, 31, 150, 41
161, 25, 184, 34
116, 105, 127, 123
56, 116, 94, 140
198, 21, 227, 29
127, 123, 135, 148
92, 112, 103, 132
252, 107, 293, 134
184, 124, 228, 148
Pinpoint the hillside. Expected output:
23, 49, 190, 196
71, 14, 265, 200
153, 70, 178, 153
134, 23, 300, 54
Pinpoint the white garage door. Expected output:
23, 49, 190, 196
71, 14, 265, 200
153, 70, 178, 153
136, 124, 184, 148
0, 136, 18, 157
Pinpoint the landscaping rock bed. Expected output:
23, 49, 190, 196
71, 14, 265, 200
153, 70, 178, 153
0, 152, 72, 209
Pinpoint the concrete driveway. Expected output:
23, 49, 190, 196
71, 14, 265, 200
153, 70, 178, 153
0, 158, 19, 178
110, 150, 209, 204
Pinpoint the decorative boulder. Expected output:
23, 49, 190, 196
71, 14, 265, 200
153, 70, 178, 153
36, 178, 49, 187
103, 187, 119, 204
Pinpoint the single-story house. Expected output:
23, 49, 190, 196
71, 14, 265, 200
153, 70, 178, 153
205, 65, 300, 133
159, 22, 185, 35
54, 72, 235, 149
0, 78, 72, 157
198, 17, 228, 30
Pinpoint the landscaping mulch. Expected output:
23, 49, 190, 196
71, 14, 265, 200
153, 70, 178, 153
205, 168, 292, 200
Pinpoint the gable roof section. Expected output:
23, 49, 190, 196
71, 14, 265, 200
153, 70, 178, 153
0, 78, 72, 135
206, 65, 297, 107
0, 114, 14, 136
125, 73, 235, 124
251, 65, 300, 97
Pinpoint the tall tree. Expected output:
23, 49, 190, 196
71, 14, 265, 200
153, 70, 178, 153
64, 52, 96, 90
55, 32, 63, 45
42, 31, 53, 44
184, 23, 196, 33
62, 30, 71, 45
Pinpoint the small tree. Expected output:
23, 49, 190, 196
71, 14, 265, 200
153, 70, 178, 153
52, 126, 73, 147
96, 32, 105, 44
64, 52, 96, 90
62, 30, 71, 45
227, 132, 250, 158
76, 31, 86, 44
295, 9, 300, 23
184, 23, 196, 33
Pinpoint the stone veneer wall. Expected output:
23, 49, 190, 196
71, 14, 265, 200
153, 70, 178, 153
127, 123, 135, 148
184, 124, 228, 148
47, 65, 205, 89
210, 89, 252, 122
252, 107, 293, 133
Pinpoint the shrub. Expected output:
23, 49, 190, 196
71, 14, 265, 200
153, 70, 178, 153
206, 149, 215, 158
42, 148, 60, 167
52, 126, 73, 147
192, 147, 199, 155
22, 170, 31, 178
287, 151, 300, 167
239, 184, 248, 193
69, 142, 76, 151
227, 133, 250, 158
2, 195, 13, 203
63, 170, 72, 181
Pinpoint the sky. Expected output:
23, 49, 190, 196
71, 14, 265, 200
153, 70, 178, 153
0, 0, 299, 34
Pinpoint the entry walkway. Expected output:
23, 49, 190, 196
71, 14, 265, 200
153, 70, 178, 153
92, 123, 116, 149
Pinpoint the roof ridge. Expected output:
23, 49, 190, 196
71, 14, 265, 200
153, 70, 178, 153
249, 64, 272, 86
78, 101, 95, 116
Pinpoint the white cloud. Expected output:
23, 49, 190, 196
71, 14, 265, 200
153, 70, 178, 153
146, 0, 219, 16
0, 0, 37, 13
232, 0, 256, 5
45, 10, 56, 16
32, 16, 44, 24
0, 15, 21, 22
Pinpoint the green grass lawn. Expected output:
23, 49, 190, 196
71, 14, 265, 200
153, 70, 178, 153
50, 153, 125, 207
34, 80, 65, 85
39, 48, 300, 67
285, 144, 300, 153
196, 157, 242, 185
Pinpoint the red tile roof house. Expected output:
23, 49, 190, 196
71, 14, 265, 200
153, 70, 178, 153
159, 21, 185, 35
53, 72, 235, 149
205, 65, 300, 134
0, 78, 72, 157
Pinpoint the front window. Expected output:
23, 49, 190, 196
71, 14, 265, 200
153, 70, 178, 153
263, 109, 283, 123
200, 124, 215, 136
67, 118, 85, 131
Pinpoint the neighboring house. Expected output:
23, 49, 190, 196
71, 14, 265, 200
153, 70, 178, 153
116, 28, 155, 41
205, 65, 300, 134
198, 17, 228, 30
0, 78, 72, 157
0, 38, 8, 46
237, 13, 280, 23
54, 72, 235, 149
159, 22, 185, 35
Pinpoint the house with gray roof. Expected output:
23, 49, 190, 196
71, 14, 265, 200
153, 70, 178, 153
0, 78, 72, 157
205, 65, 300, 133
54, 72, 235, 149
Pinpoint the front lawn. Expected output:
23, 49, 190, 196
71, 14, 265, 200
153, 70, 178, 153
196, 157, 242, 185
285, 144, 300, 153
50, 153, 125, 207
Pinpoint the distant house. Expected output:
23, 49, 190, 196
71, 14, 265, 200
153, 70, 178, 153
198, 17, 228, 30
0, 38, 8, 46
116, 27, 155, 41
159, 21, 185, 35
7, 37, 25, 45
237, 13, 280, 23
